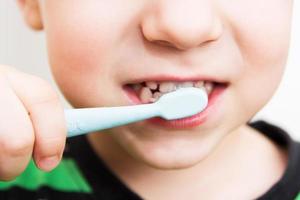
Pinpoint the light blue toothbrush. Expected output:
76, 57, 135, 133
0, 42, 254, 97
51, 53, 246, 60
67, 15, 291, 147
65, 87, 208, 137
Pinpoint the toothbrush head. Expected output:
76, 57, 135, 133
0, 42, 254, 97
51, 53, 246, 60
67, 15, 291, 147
156, 87, 208, 120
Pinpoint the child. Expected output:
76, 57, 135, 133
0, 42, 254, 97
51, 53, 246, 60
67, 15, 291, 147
0, 0, 298, 199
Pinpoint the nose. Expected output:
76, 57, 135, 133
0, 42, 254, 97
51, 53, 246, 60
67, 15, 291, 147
140, 0, 223, 50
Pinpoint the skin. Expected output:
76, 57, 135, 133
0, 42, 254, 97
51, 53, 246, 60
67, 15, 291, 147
0, 0, 292, 198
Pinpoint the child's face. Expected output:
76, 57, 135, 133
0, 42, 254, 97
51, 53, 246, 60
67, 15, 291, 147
33, 0, 293, 168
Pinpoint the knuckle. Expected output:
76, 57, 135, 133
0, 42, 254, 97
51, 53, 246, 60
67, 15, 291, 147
30, 78, 60, 107
34, 92, 60, 107
0, 137, 33, 157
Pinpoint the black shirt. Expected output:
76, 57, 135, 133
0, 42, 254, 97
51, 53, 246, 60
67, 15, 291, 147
1, 121, 300, 200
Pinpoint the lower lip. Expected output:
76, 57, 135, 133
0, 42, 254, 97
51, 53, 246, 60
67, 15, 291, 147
123, 84, 227, 129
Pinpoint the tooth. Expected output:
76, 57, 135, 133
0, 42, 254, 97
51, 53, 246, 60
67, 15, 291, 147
150, 92, 163, 103
176, 81, 193, 89
138, 80, 213, 99
149, 98, 157, 103
194, 81, 204, 88
204, 82, 214, 94
146, 81, 158, 90
159, 82, 176, 93
153, 92, 162, 99
140, 87, 153, 103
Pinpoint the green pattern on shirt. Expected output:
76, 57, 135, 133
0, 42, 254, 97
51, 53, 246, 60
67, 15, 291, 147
0, 158, 92, 193
295, 192, 300, 200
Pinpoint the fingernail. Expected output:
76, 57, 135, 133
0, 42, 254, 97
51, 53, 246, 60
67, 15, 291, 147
39, 156, 59, 171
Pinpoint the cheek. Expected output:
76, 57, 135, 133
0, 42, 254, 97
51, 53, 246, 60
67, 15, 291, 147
223, 0, 292, 65
46, 28, 112, 107
43, 2, 125, 106
45, 9, 114, 76
43, 0, 141, 74
224, 1, 292, 115
42, 1, 144, 107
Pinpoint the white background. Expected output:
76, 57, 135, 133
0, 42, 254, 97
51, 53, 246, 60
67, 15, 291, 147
1, 1, 300, 139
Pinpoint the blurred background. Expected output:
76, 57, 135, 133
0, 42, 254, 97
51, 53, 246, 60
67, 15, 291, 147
1, 1, 300, 139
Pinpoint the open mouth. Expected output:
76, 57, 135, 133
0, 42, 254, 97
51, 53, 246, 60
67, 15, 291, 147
123, 80, 225, 104
122, 78, 228, 129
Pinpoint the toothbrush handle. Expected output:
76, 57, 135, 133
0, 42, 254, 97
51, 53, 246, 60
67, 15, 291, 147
65, 104, 159, 137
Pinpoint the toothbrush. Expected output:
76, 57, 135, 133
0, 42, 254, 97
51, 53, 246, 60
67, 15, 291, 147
65, 87, 208, 137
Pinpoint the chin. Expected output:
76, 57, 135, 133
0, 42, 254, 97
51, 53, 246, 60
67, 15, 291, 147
115, 130, 217, 170
140, 144, 214, 170
139, 150, 208, 170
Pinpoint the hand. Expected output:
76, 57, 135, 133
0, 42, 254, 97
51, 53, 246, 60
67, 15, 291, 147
0, 65, 66, 181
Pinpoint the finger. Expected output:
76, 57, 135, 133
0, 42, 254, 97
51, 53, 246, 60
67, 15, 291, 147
0, 74, 34, 180
6, 71, 67, 171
